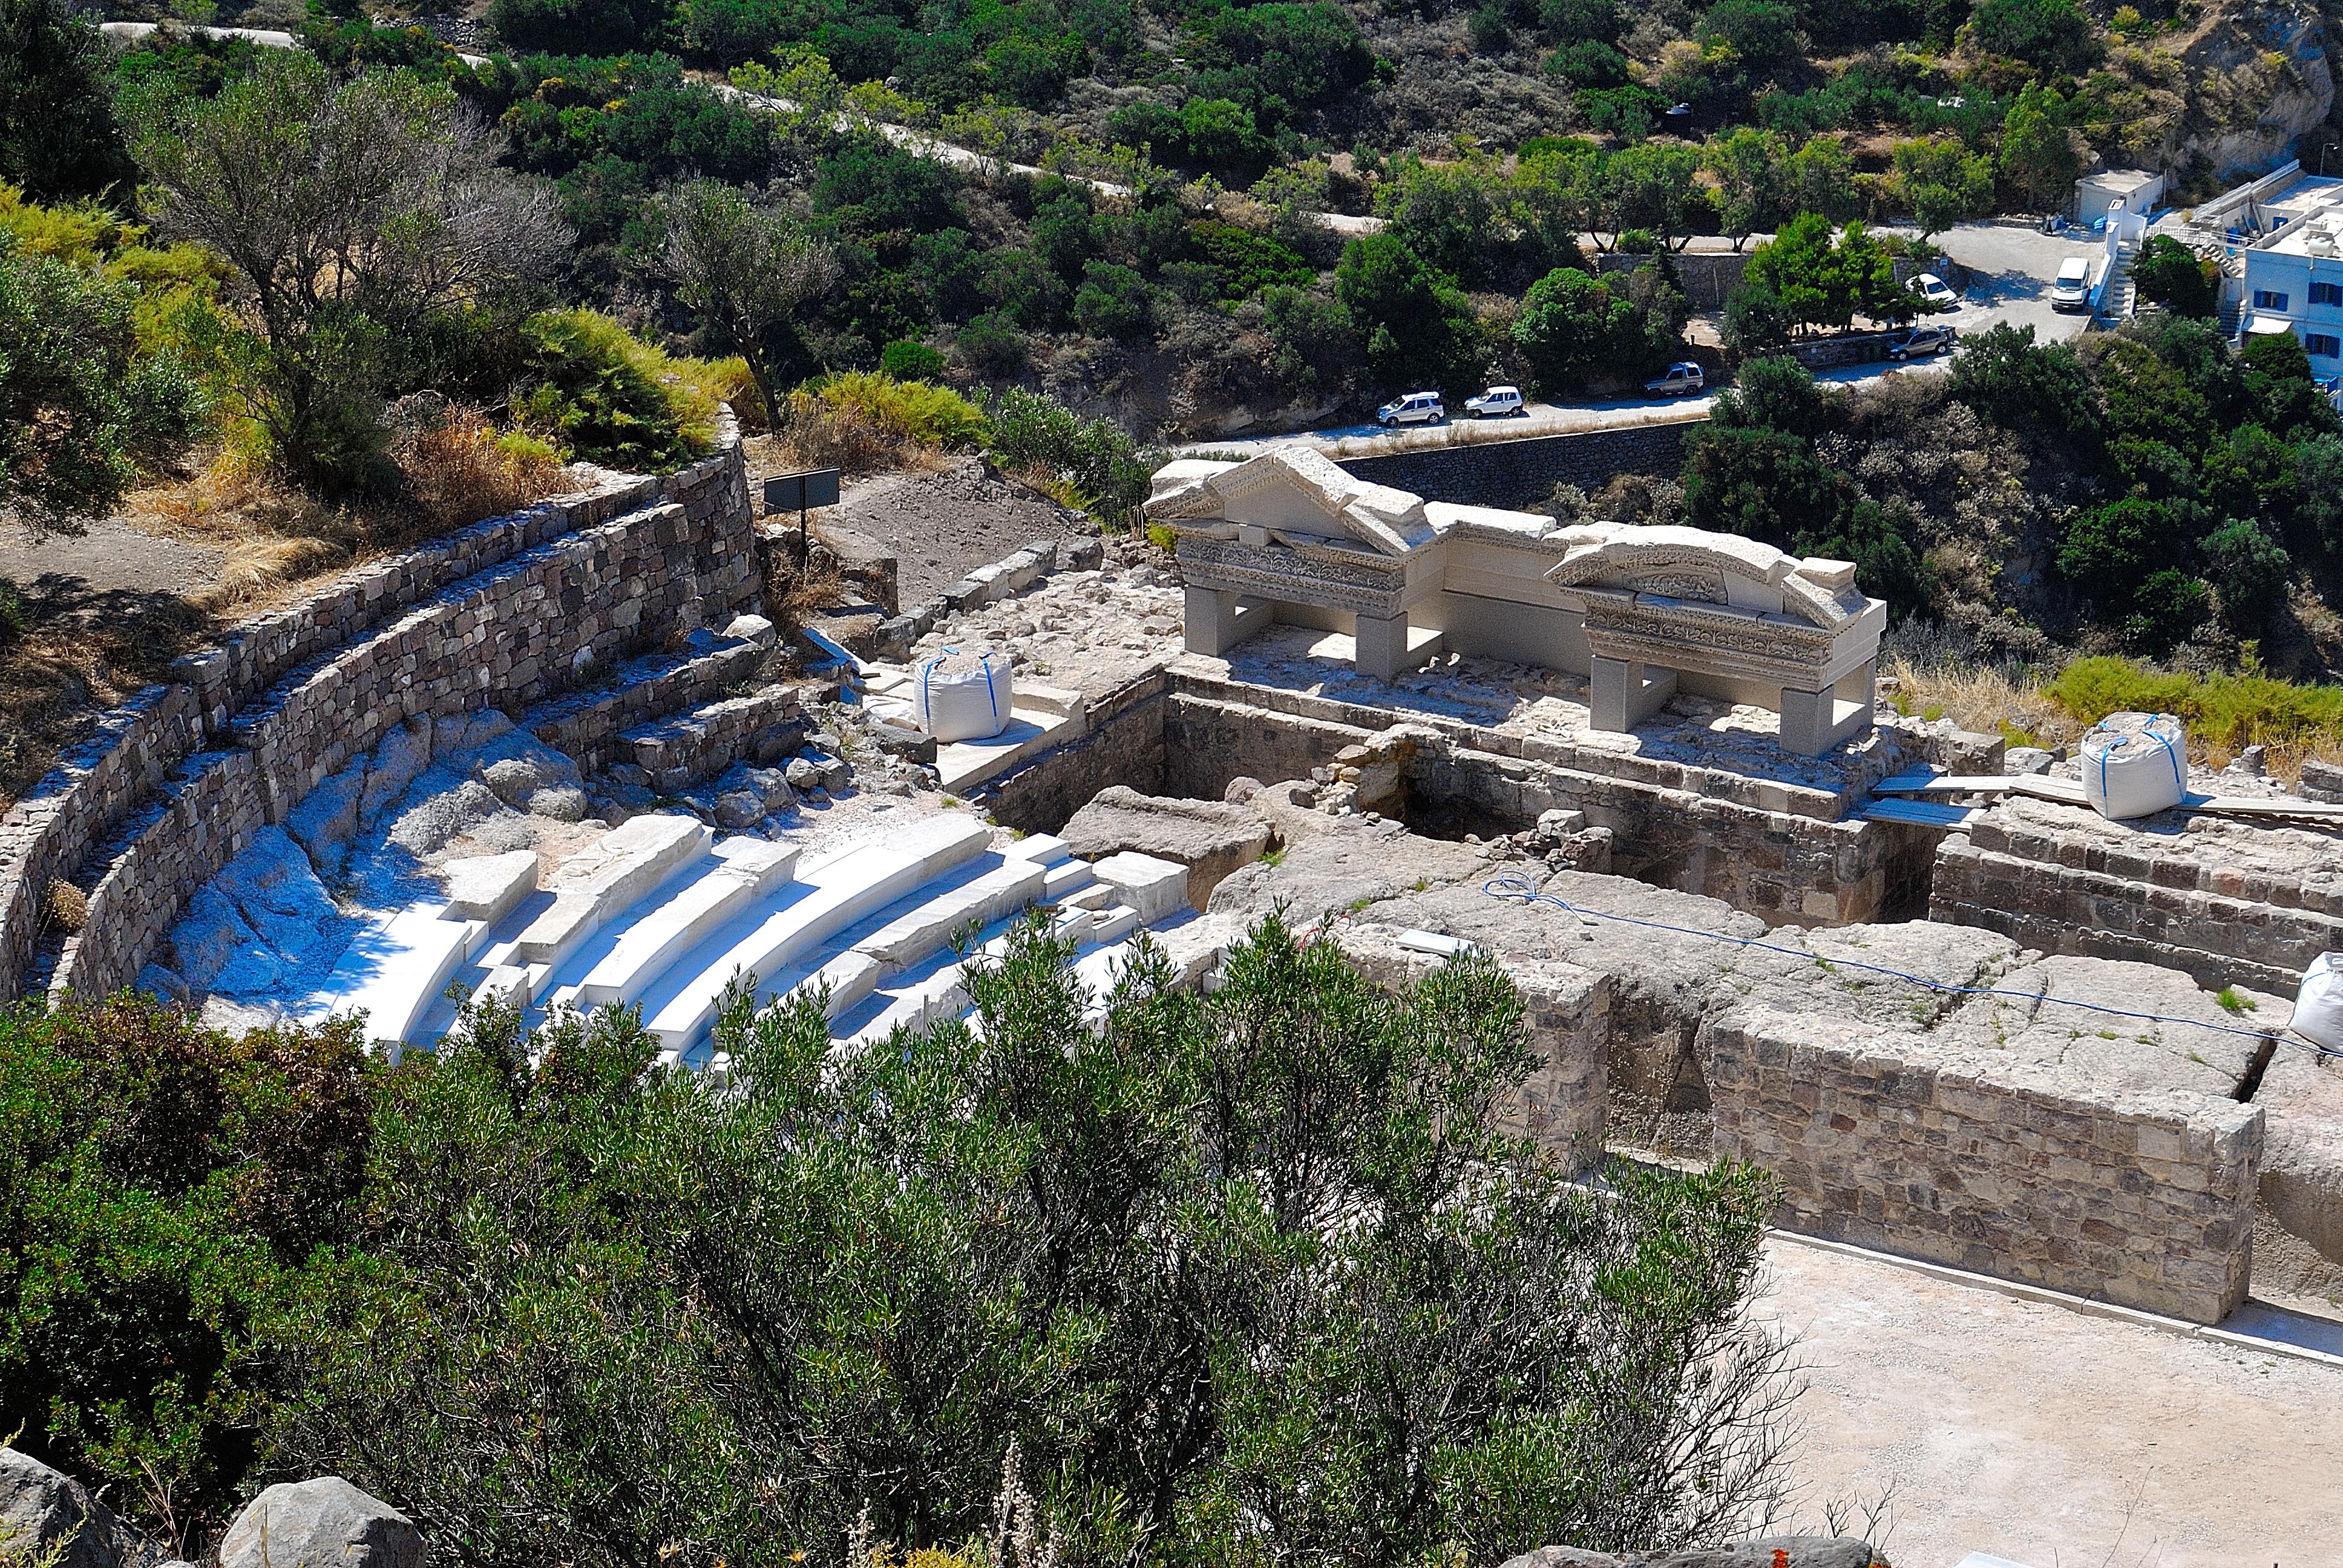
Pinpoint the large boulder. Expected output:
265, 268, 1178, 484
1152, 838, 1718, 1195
0, 1448, 165, 1568
357, 719, 434, 825
1063, 786, 1274, 909
218, 1478, 421, 1568
2256, 1039, 2343, 1266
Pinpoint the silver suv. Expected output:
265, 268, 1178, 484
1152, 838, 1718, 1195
1376, 391, 1446, 426
1886, 324, 1957, 360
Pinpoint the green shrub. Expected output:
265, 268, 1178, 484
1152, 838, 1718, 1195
0, 577, 24, 646
2046, 656, 2343, 750
514, 310, 712, 471
0, 995, 373, 1543
794, 369, 987, 450
981, 385, 1150, 521
879, 339, 947, 381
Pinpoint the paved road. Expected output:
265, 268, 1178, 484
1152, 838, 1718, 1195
1179, 220, 2098, 460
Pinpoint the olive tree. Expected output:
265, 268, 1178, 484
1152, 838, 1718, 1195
130, 53, 566, 492
271, 915, 1795, 1568
661, 178, 837, 428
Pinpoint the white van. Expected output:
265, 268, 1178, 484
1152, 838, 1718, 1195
2050, 256, 2094, 312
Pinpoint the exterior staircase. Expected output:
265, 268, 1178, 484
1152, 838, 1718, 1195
2098, 237, 2139, 321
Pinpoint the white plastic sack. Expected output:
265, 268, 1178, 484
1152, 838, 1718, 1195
2079, 710, 2187, 820
2295, 953, 2343, 1053
912, 648, 1014, 743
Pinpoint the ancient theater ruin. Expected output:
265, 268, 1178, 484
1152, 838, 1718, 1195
6, 426, 2343, 1343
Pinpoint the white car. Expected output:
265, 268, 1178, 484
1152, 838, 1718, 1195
1464, 385, 1525, 417
1909, 272, 1958, 310
1376, 390, 1446, 426
1643, 361, 1705, 396
2050, 256, 2093, 312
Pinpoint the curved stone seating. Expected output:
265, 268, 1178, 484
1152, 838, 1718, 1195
575, 838, 798, 1007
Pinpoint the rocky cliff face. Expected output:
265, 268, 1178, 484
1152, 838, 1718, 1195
2172, 0, 2334, 184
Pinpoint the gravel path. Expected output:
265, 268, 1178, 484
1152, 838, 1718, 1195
1763, 1236, 2343, 1566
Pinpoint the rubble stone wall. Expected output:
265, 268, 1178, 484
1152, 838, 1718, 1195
1334, 421, 1695, 511
1153, 682, 1918, 927
5, 425, 756, 1004
1930, 826, 2343, 995
1705, 1007, 2263, 1324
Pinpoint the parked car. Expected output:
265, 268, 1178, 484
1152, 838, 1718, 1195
1464, 385, 1525, 417
1886, 324, 1958, 360
1908, 272, 1958, 310
2050, 256, 2094, 311
1376, 390, 1446, 426
1643, 361, 1705, 396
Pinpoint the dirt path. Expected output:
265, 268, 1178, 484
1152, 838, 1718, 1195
0, 517, 225, 602
1763, 1236, 2343, 1566
830, 459, 1100, 609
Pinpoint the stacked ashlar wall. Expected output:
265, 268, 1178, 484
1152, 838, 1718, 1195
0, 416, 757, 1005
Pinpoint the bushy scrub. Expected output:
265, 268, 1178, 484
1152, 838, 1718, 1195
980, 386, 1151, 522
0, 996, 373, 1552
515, 309, 716, 470
260, 916, 1788, 1568
2047, 657, 2343, 752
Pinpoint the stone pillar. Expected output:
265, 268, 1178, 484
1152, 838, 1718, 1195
1353, 611, 1411, 681
1185, 586, 1240, 656
1588, 655, 1676, 734
1778, 662, 1875, 757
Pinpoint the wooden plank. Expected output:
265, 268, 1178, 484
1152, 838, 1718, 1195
1873, 773, 2020, 795
1862, 798, 1976, 828
2188, 794, 2343, 822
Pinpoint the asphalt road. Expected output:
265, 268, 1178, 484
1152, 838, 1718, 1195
1179, 219, 2100, 460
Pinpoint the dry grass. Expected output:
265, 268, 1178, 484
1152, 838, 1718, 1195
764, 549, 847, 637
43, 879, 88, 935
1881, 648, 2343, 783
1879, 652, 2077, 751
0, 412, 578, 807
768, 399, 962, 478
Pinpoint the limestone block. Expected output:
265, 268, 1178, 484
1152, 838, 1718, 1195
439, 849, 540, 924
1942, 728, 2006, 773
432, 708, 514, 757
723, 613, 777, 648
286, 764, 365, 878
1090, 851, 1191, 923
2302, 757, 2343, 803
2255, 1040, 2343, 1264
1061, 787, 1273, 908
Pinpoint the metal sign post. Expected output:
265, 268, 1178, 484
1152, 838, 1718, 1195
762, 468, 842, 568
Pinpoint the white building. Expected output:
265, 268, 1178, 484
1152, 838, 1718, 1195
2166, 161, 2343, 370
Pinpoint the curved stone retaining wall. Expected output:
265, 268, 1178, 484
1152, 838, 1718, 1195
0, 419, 757, 1005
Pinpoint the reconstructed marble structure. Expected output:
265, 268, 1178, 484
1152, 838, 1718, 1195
1147, 448, 1886, 756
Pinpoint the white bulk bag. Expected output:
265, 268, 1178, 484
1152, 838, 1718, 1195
911, 648, 1014, 743
2079, 710, 2187, 820
2295, 953, 2343, 1053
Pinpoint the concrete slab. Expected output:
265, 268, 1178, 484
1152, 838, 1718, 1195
515, 814, 711, 967
315, 906, 479, 1048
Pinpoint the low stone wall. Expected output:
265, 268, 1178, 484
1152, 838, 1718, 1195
1156, 680, 1919, 927
980, 670, 1176, 834
3, 422, 758, 1005
0, 686, 205, 1004
618, 684, 811, 788
1929, 811, 2343, 995
525, 641, 770, 776
1334, 422, 1696, 511
1705, 1006, 2263, 1324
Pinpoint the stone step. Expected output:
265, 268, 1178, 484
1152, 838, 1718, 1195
310, 906, 485, 1050
574, 838, 799, 1007
512, 814, 712, 969
642, 815, 994, 1051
